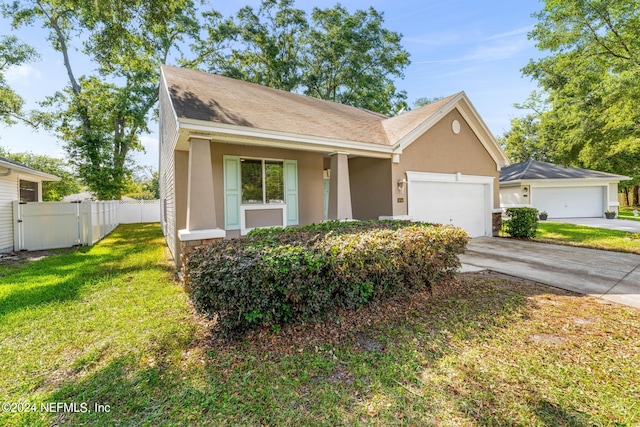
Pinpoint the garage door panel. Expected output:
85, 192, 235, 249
534, 187, 603, 218
408, 180, 488, 237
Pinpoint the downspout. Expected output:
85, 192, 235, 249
0, 168, 13, 176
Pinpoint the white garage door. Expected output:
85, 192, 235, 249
534, 186, 604, 218
407, 172, 492, 237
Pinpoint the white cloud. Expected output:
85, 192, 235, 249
139, 136, 158, 148
412, 26, 533, 65
4, 64, 42, 84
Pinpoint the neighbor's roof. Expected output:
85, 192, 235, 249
500, 160, 630, 182
0, 156, 60, 181
161, 65, 483, 147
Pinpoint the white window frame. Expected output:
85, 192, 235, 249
240, 157, 285, 206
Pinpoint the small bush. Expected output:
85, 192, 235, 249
187, 221, 469, 336
504, 207, 539, 238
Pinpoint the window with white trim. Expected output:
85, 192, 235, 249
19, 180, 38, 202
240, 158, 284, 204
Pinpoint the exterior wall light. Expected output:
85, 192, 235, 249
397, 178, 407, 193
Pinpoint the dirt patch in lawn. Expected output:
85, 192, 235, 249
0, 247, 79, 271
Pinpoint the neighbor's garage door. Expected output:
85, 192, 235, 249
534, 186, 604, 218
407, 172, 492, 237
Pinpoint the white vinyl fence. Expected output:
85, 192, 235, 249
12, 199, 160, 251
117, 199, 161, 224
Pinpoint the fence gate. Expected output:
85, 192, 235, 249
13, 201, 82, 251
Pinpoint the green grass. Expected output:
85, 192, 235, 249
2, 224, 639, 425
619, 207, 640, 222
536, 221, 640, 254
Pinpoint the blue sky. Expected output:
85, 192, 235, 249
0, 0, 543, 170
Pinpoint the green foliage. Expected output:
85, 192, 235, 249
123, 169, 160, 200
506, 0, 640, 184
192, 0, 410, 115
0, 147, 82, 201
188, 220, 469, 336
414, 96, 444, 108
0, 34, 39, 126
304, 5, 410, 114
2, 0, 199, 199
504, 208, 539, 239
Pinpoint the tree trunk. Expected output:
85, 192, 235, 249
623, 187, 629, 206
633, 185, 640, 207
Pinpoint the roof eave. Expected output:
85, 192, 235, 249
500, 177, 630, 185
0, 160, 60, 181
177, 117, 394, 158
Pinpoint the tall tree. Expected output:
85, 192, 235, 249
304, 5, 409, 114
500, 92, 560, 163
193, 0, 410, 115
193, 0, 307, 92
0, 35, 38, 126
2, 0, 199, 199
511, 0, 640, 197
0, 147, 82, 201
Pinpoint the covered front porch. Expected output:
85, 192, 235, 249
174, 134, 394, 266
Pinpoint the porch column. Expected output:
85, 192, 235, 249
328, 152, 353, 220
185, 137, 217, 230
178, 136, 225, 285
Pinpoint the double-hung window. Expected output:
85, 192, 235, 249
224, 155, 297, 231
240, 159, 284, 205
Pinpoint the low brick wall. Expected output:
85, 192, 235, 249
492, 212, 502, 237
179, 237, 223, 292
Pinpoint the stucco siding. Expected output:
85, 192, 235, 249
0, 174, 18, 252
393, 109, 500, 216
211, 143, 324, 229
349, 157, 393, 220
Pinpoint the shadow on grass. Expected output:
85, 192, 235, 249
0, 224, 168, 319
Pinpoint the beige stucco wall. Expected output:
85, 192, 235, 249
210, 142, 325, 231
392, 109, 500, 216
348, 157, 393, 220
245, 208, 284, 228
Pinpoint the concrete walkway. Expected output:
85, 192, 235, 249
460, 237, 640, 309
545, 217, 640, 233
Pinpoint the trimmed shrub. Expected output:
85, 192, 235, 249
504, 207, 539, 238
187, 220, 469, 336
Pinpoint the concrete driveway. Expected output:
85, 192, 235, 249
546, 217, 640, 233
460, 237, 640, 309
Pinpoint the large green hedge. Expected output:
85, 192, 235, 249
187, 220, 469, 335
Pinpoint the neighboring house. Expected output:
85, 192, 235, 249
0, 156, 60, 252
499, 160, 630, 218
159, 65, 510, 267
62, 191, 95, 202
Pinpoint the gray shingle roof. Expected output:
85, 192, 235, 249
500, 160, 629, 182
161, 65, 460, 146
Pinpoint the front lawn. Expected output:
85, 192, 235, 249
619, 207, 640, 222
1, 224, 639, 425
536, 221, 640, 254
